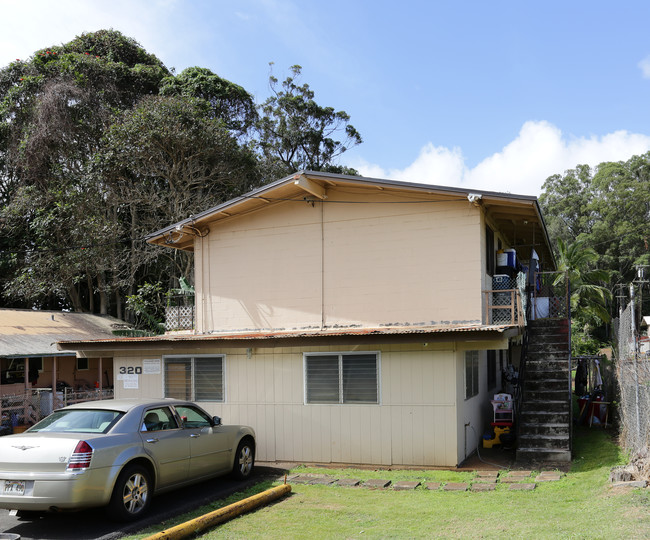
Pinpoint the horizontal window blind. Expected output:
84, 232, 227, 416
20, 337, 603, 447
305, 353, 378, 404
195, 357, 224, 401
342, 354, 378, 403
164, 356, 224, 402
305, 355, 339, 403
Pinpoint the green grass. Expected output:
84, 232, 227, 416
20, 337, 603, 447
129, 428, 649, 539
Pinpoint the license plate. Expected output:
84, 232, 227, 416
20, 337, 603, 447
3, 481, 25, 496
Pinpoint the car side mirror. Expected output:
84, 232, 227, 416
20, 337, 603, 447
212, 416, 222, 426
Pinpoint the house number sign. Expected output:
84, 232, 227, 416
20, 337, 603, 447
119, 366, 143, 375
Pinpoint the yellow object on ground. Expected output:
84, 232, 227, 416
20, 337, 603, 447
142, 483, 292, 540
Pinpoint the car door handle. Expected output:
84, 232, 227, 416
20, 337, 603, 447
190, 433, 200, 438
146, 438, 159, 443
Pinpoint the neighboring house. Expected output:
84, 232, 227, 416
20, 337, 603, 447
59, 171, 558, 467
1, 309, 123, 424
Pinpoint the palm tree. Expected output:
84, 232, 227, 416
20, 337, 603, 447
554, 238, 612, 324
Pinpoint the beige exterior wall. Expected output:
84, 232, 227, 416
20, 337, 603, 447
456, 346, 506, 464
194, 189, 483, 333
112, 341, 474, 467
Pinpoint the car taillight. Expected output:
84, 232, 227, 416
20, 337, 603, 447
67, 440, 93, 470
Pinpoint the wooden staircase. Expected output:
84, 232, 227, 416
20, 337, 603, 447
516, 318, 572, 464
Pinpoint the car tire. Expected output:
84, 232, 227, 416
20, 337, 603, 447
107, 464, 152, 522
232, 437, 255, 480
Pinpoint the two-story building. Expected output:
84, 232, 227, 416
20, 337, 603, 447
60, 171, 560, 467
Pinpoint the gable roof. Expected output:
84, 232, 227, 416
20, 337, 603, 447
0, 309, 127, 358
146, 170, 554, 265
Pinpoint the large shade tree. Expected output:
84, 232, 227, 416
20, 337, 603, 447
0, 33, 364, 324
0, 30, 169, 313
256, 64, 362, 178
98, 94, 260, 289
160, 66, 258, 137
540, 152, 650, 348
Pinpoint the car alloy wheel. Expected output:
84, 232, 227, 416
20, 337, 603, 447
123, 470, 149, 514
108, 464, 151, 521
233, 439, 254, 479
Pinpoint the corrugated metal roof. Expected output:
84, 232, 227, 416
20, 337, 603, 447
57, 323, 514, 348
0, 309, 129, 357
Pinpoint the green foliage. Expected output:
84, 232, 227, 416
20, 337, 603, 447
160, 67, 257, 135
63, 29, 166, 67
540, 152, 650, 344
256, 64, 362, 176
571, 321, 607, 356
99, 93, 260, 227
0, 30, 171, 313
1, 34, 363, 317
125, 282, 166, 334
554, 238, 612, 324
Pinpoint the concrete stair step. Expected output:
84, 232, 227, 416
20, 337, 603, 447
520, 410, 570, 424
525, 370, 570, 378
529, 319, 569, 329
521, 399, 570, 413
528, 329, 569, 339
518, 422, 569, 437
516, 447, 571, 463
524, 390, 568, 401
528, 348, 570, 355
524, 379, 569, 391
527, 354, 570, 363
519, 434, 570, 449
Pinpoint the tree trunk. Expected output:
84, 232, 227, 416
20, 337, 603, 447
115, 290, 122, 320
87, 273, 95, 313
68, 284, 84, 312
98, 271, 108, 315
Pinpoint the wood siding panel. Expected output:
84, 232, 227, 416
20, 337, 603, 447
112, 343, 462, 467
198, 189, 483, 333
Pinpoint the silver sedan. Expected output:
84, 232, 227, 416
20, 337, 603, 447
0, 398, 255, 521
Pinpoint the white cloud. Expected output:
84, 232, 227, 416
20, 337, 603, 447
0, 0, 181, 69
639, 55, 650, 79
355, 121, 650, 196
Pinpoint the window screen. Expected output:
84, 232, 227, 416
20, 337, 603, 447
305, 353, 378, 404
305, 355, 339, 403
164, 356, 224, 402
465, 350, 479, 399
195, 357, 223, 401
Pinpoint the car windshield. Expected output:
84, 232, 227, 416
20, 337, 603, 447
29, 409, 123, 433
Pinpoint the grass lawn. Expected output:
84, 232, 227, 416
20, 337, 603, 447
130, 427, 650, 539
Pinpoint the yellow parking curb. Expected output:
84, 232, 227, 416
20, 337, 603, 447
142, 483, 292, 540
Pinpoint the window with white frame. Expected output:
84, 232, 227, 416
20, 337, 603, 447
305, 352, 379, 404
465, 350, 479, 399
164, 355, 224, 402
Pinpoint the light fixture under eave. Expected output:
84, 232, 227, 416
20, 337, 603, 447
467, 193, 482, 206
164, 224, 209, 244
165, 230, 183, 244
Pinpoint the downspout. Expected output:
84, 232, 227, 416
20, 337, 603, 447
320, 200, 325, 331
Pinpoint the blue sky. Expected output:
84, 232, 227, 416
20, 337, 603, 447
3, 0, 650, 195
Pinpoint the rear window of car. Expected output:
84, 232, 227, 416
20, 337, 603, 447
29, 409, 123, 433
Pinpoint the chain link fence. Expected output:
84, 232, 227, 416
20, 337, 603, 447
615, 302, 650, 454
